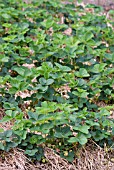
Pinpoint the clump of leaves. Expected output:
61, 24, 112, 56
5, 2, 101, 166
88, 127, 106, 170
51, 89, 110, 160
0, 0, 114, 162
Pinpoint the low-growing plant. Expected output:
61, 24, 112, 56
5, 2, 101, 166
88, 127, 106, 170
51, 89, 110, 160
0, 0, 114, 162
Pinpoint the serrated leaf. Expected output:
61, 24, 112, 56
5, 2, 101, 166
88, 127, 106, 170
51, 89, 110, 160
28, 111, 38, 120
5, 110, 12, 117
91, 63, 107, 73
77, 134, 88, 145
13, 67, 25, 76
46, 79, 54, 85
2, 14, 11, 19
0, 55, 9, 62
55, 63, 71, 72
0, 116, 12, 123
25, 149, 38, 156
75, 68, 90, 77
4, 130, 12, 137
68, 137, 78, 143
73, 125, 90, 134
0, 143, 4, 150
39, 78, 47, 85
85, 32, 94, 41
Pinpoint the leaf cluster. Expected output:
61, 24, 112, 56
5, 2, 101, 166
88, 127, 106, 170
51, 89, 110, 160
0, 0, 114, 162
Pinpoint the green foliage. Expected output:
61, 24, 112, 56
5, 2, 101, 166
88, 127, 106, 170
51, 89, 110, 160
0, 0, 114, 162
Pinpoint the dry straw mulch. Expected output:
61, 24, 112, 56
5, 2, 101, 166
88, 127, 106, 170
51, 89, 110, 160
0, 143, 114, 170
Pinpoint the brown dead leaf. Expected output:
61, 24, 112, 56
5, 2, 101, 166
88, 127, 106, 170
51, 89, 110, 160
46, 27, 54, 36
85, 8, 94, 13
63, 28, 72, 36
56, 84, 71, 99
15, 90, 37, 99
22, 63, 35, 69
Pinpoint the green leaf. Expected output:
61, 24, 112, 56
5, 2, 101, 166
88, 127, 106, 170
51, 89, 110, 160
10, 79, 20, 88
19, 82, 29, 91
46, 79, 54, 85
73, 125, 90, 134
30, 135, 38, 144
25, 149, 38, 156
77, 0, 82, 3
28, 111, 38, 120
85, 32, 94, 41
13, 67, 25, 76
9, 87, 18, 94
104, 53, 114, 62
39, 78, 47, 85
0, 143, 4, 150
3, 35, 16, 41
2, 14, 11, 19
14, 130, 27, 140
0, 128, 4, 133
0, 116, 12, 123
91, 63, 107, 73
72, 90, 89, 98
75, 68, 90, 77
61, 150, 74, 162
77, 133, 88, 145
5, 110, 12, 117
0, 55, 9, 62
21, 22, 29, 29
4, 130, 12, 137
68, 137, 78, 143
80, 92, 89, 98
55, 63, 71, 72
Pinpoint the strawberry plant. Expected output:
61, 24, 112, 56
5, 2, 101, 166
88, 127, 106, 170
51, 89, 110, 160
0, 0, 114, 162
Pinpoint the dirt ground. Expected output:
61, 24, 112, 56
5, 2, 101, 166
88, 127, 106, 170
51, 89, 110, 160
83, 0, 113, 6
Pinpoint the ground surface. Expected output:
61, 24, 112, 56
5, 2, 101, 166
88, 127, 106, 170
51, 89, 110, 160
83, 0, 113, 6
0, 144, 114, 170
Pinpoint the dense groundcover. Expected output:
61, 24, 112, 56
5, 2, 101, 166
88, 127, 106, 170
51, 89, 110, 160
0, 0, 114, 162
